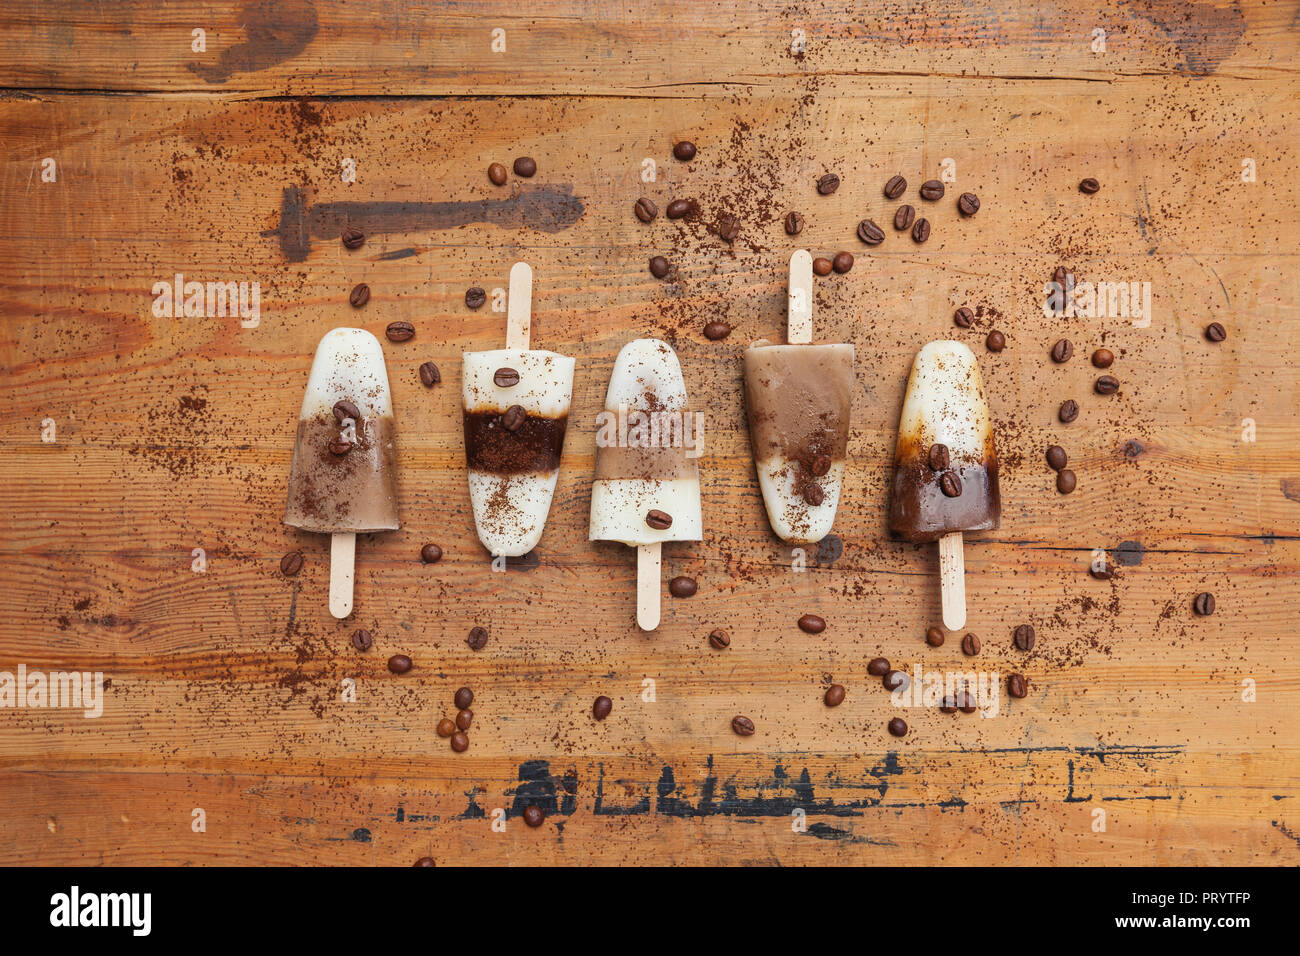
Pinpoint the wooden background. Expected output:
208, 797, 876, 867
0, 0, 1297, 865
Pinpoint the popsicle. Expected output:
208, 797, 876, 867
462, 262, 574, 558
888, 340, 1000, 630
285, 327, 399, 618
590, 338, 702, 630
744, 250, 853, 544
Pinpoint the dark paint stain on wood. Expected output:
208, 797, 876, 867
1135, 0, 1248, 74
1281, 478, 1300, 503
1116, 540, 1145, 566
188, 0, 319, 83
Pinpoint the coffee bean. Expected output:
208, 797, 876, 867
333, 399, 360, 423
1013, 624, 1035, 651
673, 140, 696, 161
454, 687, 473, 709
1007, 674, 1028, 699
919, 180, 944, 201
450, 731, 469, 753
708, 628, 730, 649
1094, 375, 1119, 396
1053, 266, 1074, 290
413, 857, 436, 867
1205, 322, 1227, 342
341, 227, 365, 250
957, 192, 980, 216
1091, 348, 1114, 369
351, 628, 373, 651
1051, 339, 1073, 363
986, 330, 1006, 352
493, 367, 520, 387
927, 443, 950, 471
832, 251, 854, 273
939, 471, 962, 498
867, 657, 890, 676
703, 320, 732, 341
513, 156, 537, 177
669, 575, 697, 598
784, 211, 804, 235
385, 321, 415, 342
716, 213, 740, 243
465, 287, 486, 309
466, 627, 488, 651
1056, 469, 1077, 494
457, 709, 473, 730
959, 690, 978, 714
961, 633, 981, 656
954, 306, 974, 328
803, 481, 825, 506
649, 255, 669, 279
633, 197, 658, 223
857, 219, 885, 245
732, 715, 755, 736
884, 175, 907, 199
1046, 445, 1067, 471
926, 626, 945, 647
582, 695, 610, 724
419, 361, 441, 387
420, 543, 442, 564
798, 614, 826, 634
810, 455, 831, 477
1058, 399, 1079, 423
436, 718, 455, 737
883, 669, 908, 692
1079, 178, 1100, 194
280, 551, 304, 576
824, 684, 846, 707
501, 404, 526, 432
812, 257, 833, 276
894, 205, 915, 231
666, 198, 694, 219
816, 173, 840, 195
328, 439, 353, 456
349, 283, 370, 308
888, 717, 908, 737
1193, 591, 1216, 616
645, 509, 673, 530
911, 218, 930, 243
388, 654, 412, 674
1090, 564, 1114, 580
939, 698, 958, 714
488, 162, 508, 185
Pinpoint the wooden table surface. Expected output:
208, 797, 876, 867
1, 0, 1297, 866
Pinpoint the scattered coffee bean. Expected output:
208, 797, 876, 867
1046, 445, 1068, 471
1094, 375, 1119, 396
280, 551, 304, 576
1205, 322, 1226, 342
419, 361, 441, 387
810, 455, 831, 477
816, 173, 840, 195
888, 717, 908, 737
857, 219, 885, 245
493, 367, 520, 387
385, 321, 415, 342
708, 628, 730, 650
893, 205, 915, 231
919, 180, 944, 201
957, 192, 980, 216
521, 805, 544, 827
732, 715, 755, 736
1051, 339, 1073, 363
669, 575, 698, 598
351, 628, 373, 651
1091, 348, 1114, 369
454, 687, 474, 709
883, 669, 908, 692
593, 695, 613, 720
450, 731, 469, 753
1079, 178, 1100, 194
457, 709, 473, 730
939, 472, 962, 498
928, 443, 950, 471
1090, 563, 1115, 580
649, 255, 669, 279
986, 330, 1006, 352
436, 718, 455, 737
961, 633, 981, 656
349, 283, 371, 308
420, 543, 443, 564
388, 654, 412, 674
501, 404, 526, 432
954, 306, 974, 328
413, 857, 436, 867
465, 287, 486, 309
1053, 266, 1075, 291
1059, 400, 1079, 423
341, 227, 365, 250
958, 691, 978, 714
867, 657, 890, 677
666, 198, 694, 219
634, 197, 658, 223
939, 698, 958, 714
673, 140, 696, 161
824, 684, 846, 707
1056, 469, 1077, 494
926, 626, 945, 647
884, 175, 907, 199
803, 481, 825, 506
328, 438, 353, 456
716, 213, 740, 243
513, 156, 537, 177
703, 320, 732, 341
1193, 591, 1216, 616
911, 218, 931, 243
1007, 674, 1028, 699
645, 509, 673, 530
333, 399, 360, 423
1013, 624, 1035, 651
466, 627, 488, 651
488, 162, 508, 185
798, 614, 826, 634
812, 257, 833, 276
832, 251, 854, 273
784, 211, 804, 235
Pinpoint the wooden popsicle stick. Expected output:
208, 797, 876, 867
329, 532, 356, 619
636, 542, 662, 631
787, 249, 813, 344
938, 531, 966, 631
506, 261, 532, 350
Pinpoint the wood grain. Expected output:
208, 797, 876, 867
0, 0, 1297, 866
